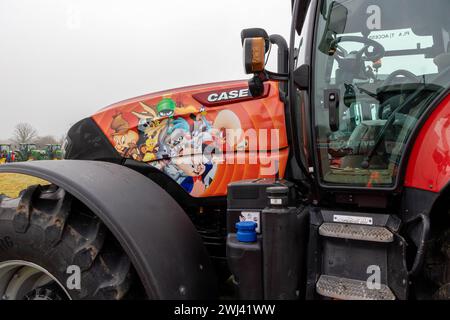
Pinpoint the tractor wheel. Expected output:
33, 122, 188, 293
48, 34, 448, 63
0, 184, 144, 300
430, 229, 450, 299
420, 222, 450, 300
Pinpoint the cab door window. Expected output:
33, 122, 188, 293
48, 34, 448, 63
313, 0, 449, 187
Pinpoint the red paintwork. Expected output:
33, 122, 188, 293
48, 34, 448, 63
404, 95, 450, 193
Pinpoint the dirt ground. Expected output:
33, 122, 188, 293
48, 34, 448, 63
0, 173, 49, 198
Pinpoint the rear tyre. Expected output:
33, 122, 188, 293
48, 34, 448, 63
0, 184, 144, 300
429, 230, 450, 299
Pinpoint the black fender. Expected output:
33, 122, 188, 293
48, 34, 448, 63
0, 160, 218, 299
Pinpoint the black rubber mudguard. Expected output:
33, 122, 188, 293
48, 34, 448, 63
0, 160, 218, 299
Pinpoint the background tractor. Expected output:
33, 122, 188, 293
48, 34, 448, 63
0, 0, 450, 300
12, 143, 62, 161
14, 143, 39, 162
0, 144, 13, 164
44, 144, 63, 160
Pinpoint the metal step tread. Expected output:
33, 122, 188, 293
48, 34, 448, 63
319, 222, 393, 242
316, 275, 396, 300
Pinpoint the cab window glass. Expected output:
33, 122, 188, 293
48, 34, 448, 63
313, 0, 449, 187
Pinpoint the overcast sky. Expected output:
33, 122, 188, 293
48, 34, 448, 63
0, 0, 291, 140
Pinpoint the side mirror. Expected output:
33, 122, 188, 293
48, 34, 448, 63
318, 1, 348, 55
243, 37, 266, 74
327, 1, 348, 35
241, 28, 269, 75
241, 28, 269, 51
241, 28, 289, 97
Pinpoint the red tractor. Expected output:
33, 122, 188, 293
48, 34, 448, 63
0, 0, 449, 300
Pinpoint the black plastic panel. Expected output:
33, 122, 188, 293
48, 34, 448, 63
65, 117, 122, 163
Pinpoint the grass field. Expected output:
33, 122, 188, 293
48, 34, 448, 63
0, 173, 49, 198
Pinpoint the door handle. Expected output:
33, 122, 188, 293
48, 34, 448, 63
325, 89, 340, 132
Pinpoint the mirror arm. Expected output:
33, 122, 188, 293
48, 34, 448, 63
265, 70, 289, 82
269, 34, 289, 74
269, 34, 289, 99
247, 70, 288, 98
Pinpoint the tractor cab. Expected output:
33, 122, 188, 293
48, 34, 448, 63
236, 0, 450, 300
242, 0, 449, 196
0, 144, 11, 154
307, 0, 450, 190
19, 143, 37, 152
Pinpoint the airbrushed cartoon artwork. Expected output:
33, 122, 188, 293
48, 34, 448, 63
92, 80, 289, 197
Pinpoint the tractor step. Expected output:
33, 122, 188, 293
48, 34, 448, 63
316, 275, 396, 300
318, 222, 394, 242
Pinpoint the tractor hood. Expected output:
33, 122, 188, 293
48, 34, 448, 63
90, 80, 289, 197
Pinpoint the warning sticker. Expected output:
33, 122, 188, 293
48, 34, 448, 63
240, 211, 261, 233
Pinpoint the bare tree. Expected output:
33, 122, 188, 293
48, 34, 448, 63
35, 135, 59, 148
11, 123, 37, 145
58, 134, 66, 145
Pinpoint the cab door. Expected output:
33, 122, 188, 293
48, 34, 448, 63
310, 0, 447, 189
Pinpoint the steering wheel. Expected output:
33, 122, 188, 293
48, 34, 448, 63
331, 35, 386, 63
380, 69, 421, 87
377, 69, 421, 119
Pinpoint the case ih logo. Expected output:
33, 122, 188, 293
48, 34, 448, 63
207, 88, 250, 102
193, 84, 269, 107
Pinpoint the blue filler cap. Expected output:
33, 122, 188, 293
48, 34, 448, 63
236, 221, 257, 243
